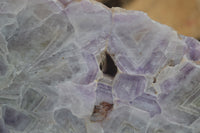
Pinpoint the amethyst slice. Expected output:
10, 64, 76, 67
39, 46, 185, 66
0, 0, 200, 133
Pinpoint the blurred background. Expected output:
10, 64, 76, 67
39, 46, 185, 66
97, 0, 200, 40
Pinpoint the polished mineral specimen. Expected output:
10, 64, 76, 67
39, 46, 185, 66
0, 0, 200, 133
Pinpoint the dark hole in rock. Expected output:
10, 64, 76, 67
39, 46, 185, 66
100, 51, 117, 77
101, 0, 133, 8
168, 60, 175, 67
103, 0, 122, 8
153, 77, 156, 83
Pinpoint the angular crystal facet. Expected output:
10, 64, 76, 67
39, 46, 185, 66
2, 106, 33, 131
0, 0, 200, 132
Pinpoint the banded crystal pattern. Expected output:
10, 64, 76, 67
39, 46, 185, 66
0, 0, 200, 133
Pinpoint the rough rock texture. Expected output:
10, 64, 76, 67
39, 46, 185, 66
0, 0, 200, 133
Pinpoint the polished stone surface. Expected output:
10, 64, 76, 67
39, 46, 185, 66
0, 0, 200, 133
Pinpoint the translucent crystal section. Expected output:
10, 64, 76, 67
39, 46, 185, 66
0, 0, 200, 133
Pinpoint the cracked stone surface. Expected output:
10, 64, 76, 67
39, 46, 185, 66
0, 0, 200, 133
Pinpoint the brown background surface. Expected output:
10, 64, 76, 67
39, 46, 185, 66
97, 0, 200, 40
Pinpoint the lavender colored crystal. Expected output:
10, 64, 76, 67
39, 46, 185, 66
2, 106, 33, 131
0, 0, 200, 133
0, 119, 10, 133
130, 93, 161, 117
113, 73, 146, 101
54, 108, 87, 133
